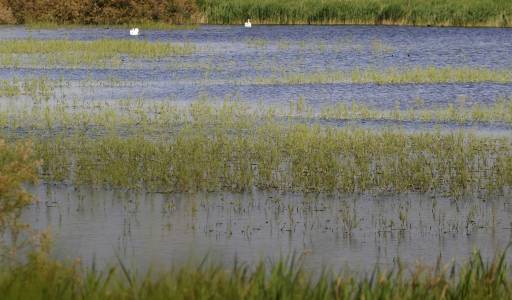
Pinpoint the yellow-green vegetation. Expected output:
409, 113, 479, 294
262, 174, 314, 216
0, 249, 510, 299
0, 39, 196, 67
0, 139, 40, 264
251, 66, 512, 85
1, 138, 512, 298
2, 99, 512, 139
318, 97, 512, 124
32, 125, 512, 197
1, 101, 509, 198
0, 77, 55, 101
2, 0, 512, 27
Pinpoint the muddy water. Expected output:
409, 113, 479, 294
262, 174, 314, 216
22, 184, 512, 273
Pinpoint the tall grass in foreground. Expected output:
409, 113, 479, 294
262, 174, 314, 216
0, 248, 511, 299
202, 0, 512, 27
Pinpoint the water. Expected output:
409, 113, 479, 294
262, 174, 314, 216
22, 184, 512, 273
3, 25, 512, 272
1, 25, 512, 109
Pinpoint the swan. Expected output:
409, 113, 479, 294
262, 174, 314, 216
130, 28, 140, 36
244, 19, 252, 28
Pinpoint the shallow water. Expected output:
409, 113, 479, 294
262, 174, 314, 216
4, 25, 512, 272
22, 184, 512, 273
1, 25, 512, 108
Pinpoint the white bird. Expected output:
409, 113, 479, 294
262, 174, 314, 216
130, 28, 140, 36
244, 19, 252, 28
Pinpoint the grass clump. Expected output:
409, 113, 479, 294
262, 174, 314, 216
34, 126, 511, 198
250, 66, 512, 85
0, 39, 196, 67
319, 97, 512, 124
1, 100, 511, 197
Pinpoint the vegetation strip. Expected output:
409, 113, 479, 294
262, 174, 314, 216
1, 0, 512, 27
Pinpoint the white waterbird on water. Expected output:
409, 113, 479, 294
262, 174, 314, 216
130, 28, 140, 36
244, 19, 252, 28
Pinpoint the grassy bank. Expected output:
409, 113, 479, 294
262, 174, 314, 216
202, 0, 512, 26
1, 0, 512, 27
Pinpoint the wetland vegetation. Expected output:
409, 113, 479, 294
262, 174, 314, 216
0, 22, 512, 299
2, 0, 512, 27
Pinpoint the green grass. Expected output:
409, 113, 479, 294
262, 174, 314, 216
0, 248, 511, 299
249, 66, 512, 85
0, 39, 196, 67
2, 136, 512, 299
1, 100, 509, 198
318, 97, 512, 124
201, 0, 512, 27
33, 126, 511, 197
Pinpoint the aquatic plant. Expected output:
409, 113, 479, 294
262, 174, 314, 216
0, 39, 196, 67
249, 66, 512, 85
1, 100, 511, 197
28, 122, 512, 197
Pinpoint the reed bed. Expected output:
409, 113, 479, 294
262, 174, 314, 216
250, 66, 512, 85
202, 0, 512, 27
1, 138, 512, 299
1, 101, 509, 197
0, 39, 196, 67
318, 97, 512, 124
32, 126, 511, 197
2, 98, 512, 133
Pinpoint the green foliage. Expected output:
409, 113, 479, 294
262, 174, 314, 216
0, 100, 506, 197
250, 66, 512, 85
0, 139, 40, 264
0, 39, 195, 68
0, 249, 511, 299
202, 0, 512, 26
2, 0, 512, 26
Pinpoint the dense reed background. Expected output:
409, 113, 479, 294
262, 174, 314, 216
1, 0, 511, 26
